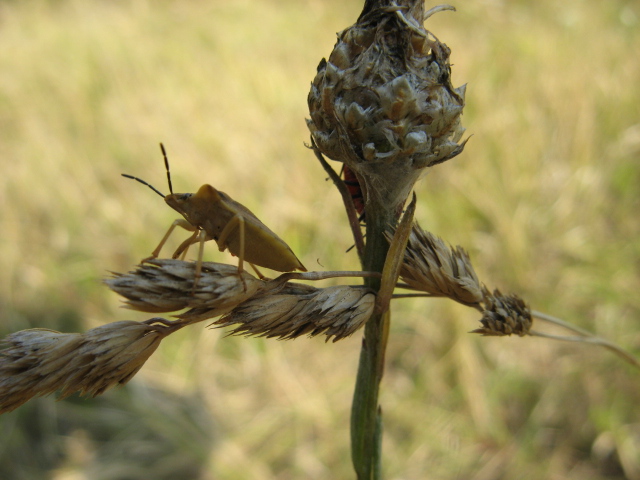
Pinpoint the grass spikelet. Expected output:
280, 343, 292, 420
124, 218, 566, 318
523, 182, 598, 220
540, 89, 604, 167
0, 319, 176, 414
397, 223, 483, 306
213, 283, 375, 342
472, 288, 532, 336
105, 259, 262, 318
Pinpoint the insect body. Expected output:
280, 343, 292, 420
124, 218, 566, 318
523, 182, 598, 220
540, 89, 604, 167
342, 165, 365, 219
122, 144, 306, 285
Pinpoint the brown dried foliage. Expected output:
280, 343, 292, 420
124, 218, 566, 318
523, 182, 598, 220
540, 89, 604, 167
473, 288, 532, 336
214, 283, 375, 342
105, 259, 261, 319
397, 223, 484, 306
0, 319, 174, 414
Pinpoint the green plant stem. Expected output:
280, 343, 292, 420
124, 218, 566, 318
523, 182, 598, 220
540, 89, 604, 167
351, 202, 398, 479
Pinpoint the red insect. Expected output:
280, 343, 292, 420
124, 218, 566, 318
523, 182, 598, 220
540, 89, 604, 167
342, 165, 365, 219
341, 165, 404, 224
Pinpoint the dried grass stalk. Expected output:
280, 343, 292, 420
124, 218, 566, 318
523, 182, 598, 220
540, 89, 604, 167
397, 223, 483, 306
0, 319, 174, 414
472, 288, 532, 336
105, 259, 261, 319
214, 283, 375, 342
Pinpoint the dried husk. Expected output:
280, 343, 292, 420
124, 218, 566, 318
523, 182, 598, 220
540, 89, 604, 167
473, 288, 533, 336
393, 224, 533, 336
105, 259, 261, 319
214, 283, 375, 342
397, 223, 483, 306
0, 320, 173, 414
308, 1, 467, 212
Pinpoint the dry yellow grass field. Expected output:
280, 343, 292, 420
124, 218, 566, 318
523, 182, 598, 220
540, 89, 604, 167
0, 0, 638, 478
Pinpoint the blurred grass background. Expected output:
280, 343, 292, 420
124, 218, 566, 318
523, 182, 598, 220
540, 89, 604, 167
0, 0, 638, 478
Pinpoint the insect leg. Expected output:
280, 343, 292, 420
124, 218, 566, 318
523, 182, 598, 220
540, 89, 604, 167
172, 229, 200, 259
249, 263, 265, 279
193, 229, 208, 291
169, 228, 210, 292
142, 219, 196, 263
216, 214, 247, 290
216, 214, 245, 274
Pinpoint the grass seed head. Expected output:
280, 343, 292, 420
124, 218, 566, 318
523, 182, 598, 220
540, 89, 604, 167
105, 259, 261, 319
214, 283, 375, 342
472, 288, 533, 336
397, 223, 484, 306
0, 321, 171, 414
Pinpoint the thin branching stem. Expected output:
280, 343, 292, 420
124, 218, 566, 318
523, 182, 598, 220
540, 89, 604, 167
391, 291, 484, 312
532, 311, 640, 369
530, 331, 640, 369
532, 310, 600, 337
310, 141, 366, 261
273, 270, 380, 283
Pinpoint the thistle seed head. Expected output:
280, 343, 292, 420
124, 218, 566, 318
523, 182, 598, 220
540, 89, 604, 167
308, 1, 467, 212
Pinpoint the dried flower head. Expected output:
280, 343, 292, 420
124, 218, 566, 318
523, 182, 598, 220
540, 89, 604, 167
0, 320, 173, 414
308, 1, 467, 212
397, 223, 483, 306
105, 259, 261, 320
214, 283, 375, 342
472, 289, 533, 336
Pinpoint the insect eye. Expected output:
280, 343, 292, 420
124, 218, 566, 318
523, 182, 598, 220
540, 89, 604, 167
179, 193, 192, 201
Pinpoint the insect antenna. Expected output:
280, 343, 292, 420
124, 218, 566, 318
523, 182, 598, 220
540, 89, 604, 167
159, 143, 173, 195
121, 173, 166, 198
